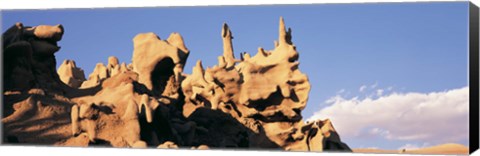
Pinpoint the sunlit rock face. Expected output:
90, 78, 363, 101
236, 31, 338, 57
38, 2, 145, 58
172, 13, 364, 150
132, 32, 189, 99
79, 56, 130, 89
180, 17, 349, 151
58, 60, 86, 88
2, 19, 350, 152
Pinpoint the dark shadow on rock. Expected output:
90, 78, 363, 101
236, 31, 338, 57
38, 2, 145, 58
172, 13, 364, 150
139, 104, 179, 146
63, 83, 103, 99
2, 95, 72, 145
323, 132, 352, 152
2, 93, 30, 118
186, 107, 280, 149
3, 135, 19, 144
89, 139, 112, 147
246, 87, 284, 112
151, 58, 175, 96
246, 87, 302, 123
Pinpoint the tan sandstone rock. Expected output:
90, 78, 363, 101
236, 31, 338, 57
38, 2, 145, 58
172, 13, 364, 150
180, 17, 321, 150
132, 32, 189, 98
58, 60, 86, 88
2, 19, 350, 152
80, 56, 130, 88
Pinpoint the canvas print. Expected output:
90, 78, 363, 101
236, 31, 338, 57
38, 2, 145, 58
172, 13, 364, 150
1, 2, 476, 155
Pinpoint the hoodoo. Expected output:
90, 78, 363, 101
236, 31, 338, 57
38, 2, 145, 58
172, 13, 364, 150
2, 18, 350, 152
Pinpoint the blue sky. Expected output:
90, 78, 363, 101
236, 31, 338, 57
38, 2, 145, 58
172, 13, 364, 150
2, 2, 470, 149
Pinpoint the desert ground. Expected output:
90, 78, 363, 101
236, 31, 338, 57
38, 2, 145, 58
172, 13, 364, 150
353, 143, 469, 155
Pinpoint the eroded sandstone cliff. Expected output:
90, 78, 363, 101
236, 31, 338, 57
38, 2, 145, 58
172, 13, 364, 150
2, 17, 350, 152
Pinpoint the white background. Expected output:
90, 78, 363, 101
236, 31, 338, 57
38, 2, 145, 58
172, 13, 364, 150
0, 0, 478, 156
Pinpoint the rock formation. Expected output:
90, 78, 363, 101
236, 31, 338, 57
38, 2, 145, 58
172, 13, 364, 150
2, 23, 74, 145
79, 56, 130, 89
58, 60, 86, 88
2, 18, 351, 152
3, 23, 66, 92
132, 32, 188, 99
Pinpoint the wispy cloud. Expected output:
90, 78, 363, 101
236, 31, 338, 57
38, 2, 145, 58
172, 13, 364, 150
359, 85, 367, 92
387, 86, 394, 91
376, 89, 384, 96
398, 144, 420, 150
307, 86, 469, 146
359, 82, 381, 93
370, 82, 378, 89
398, 142, 430, 150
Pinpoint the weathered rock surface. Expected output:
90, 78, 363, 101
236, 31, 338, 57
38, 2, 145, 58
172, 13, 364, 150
132, 32, 189, 99
2, 18, 350, 152
58, 60, 86, 88
2, 23, 74, 145
79, 56, 130, 89
3, 23, 66, 93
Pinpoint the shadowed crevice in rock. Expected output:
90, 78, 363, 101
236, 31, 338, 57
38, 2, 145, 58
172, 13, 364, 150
64, 84, 103, 98
247, 87, 284, 112
139, 104, 178, 146
151, 58, 175, 96
323, 133, 352, 151
88, 139, 112, 147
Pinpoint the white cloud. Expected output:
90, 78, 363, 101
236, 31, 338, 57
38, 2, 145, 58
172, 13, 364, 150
376, 89, 384, 96
359, 82, 380, 93
307, 86, 469, 145
398, 144, 420, 150
387, 86, 394, 91
359, 85, 367, 92
398, 142, 431, 150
